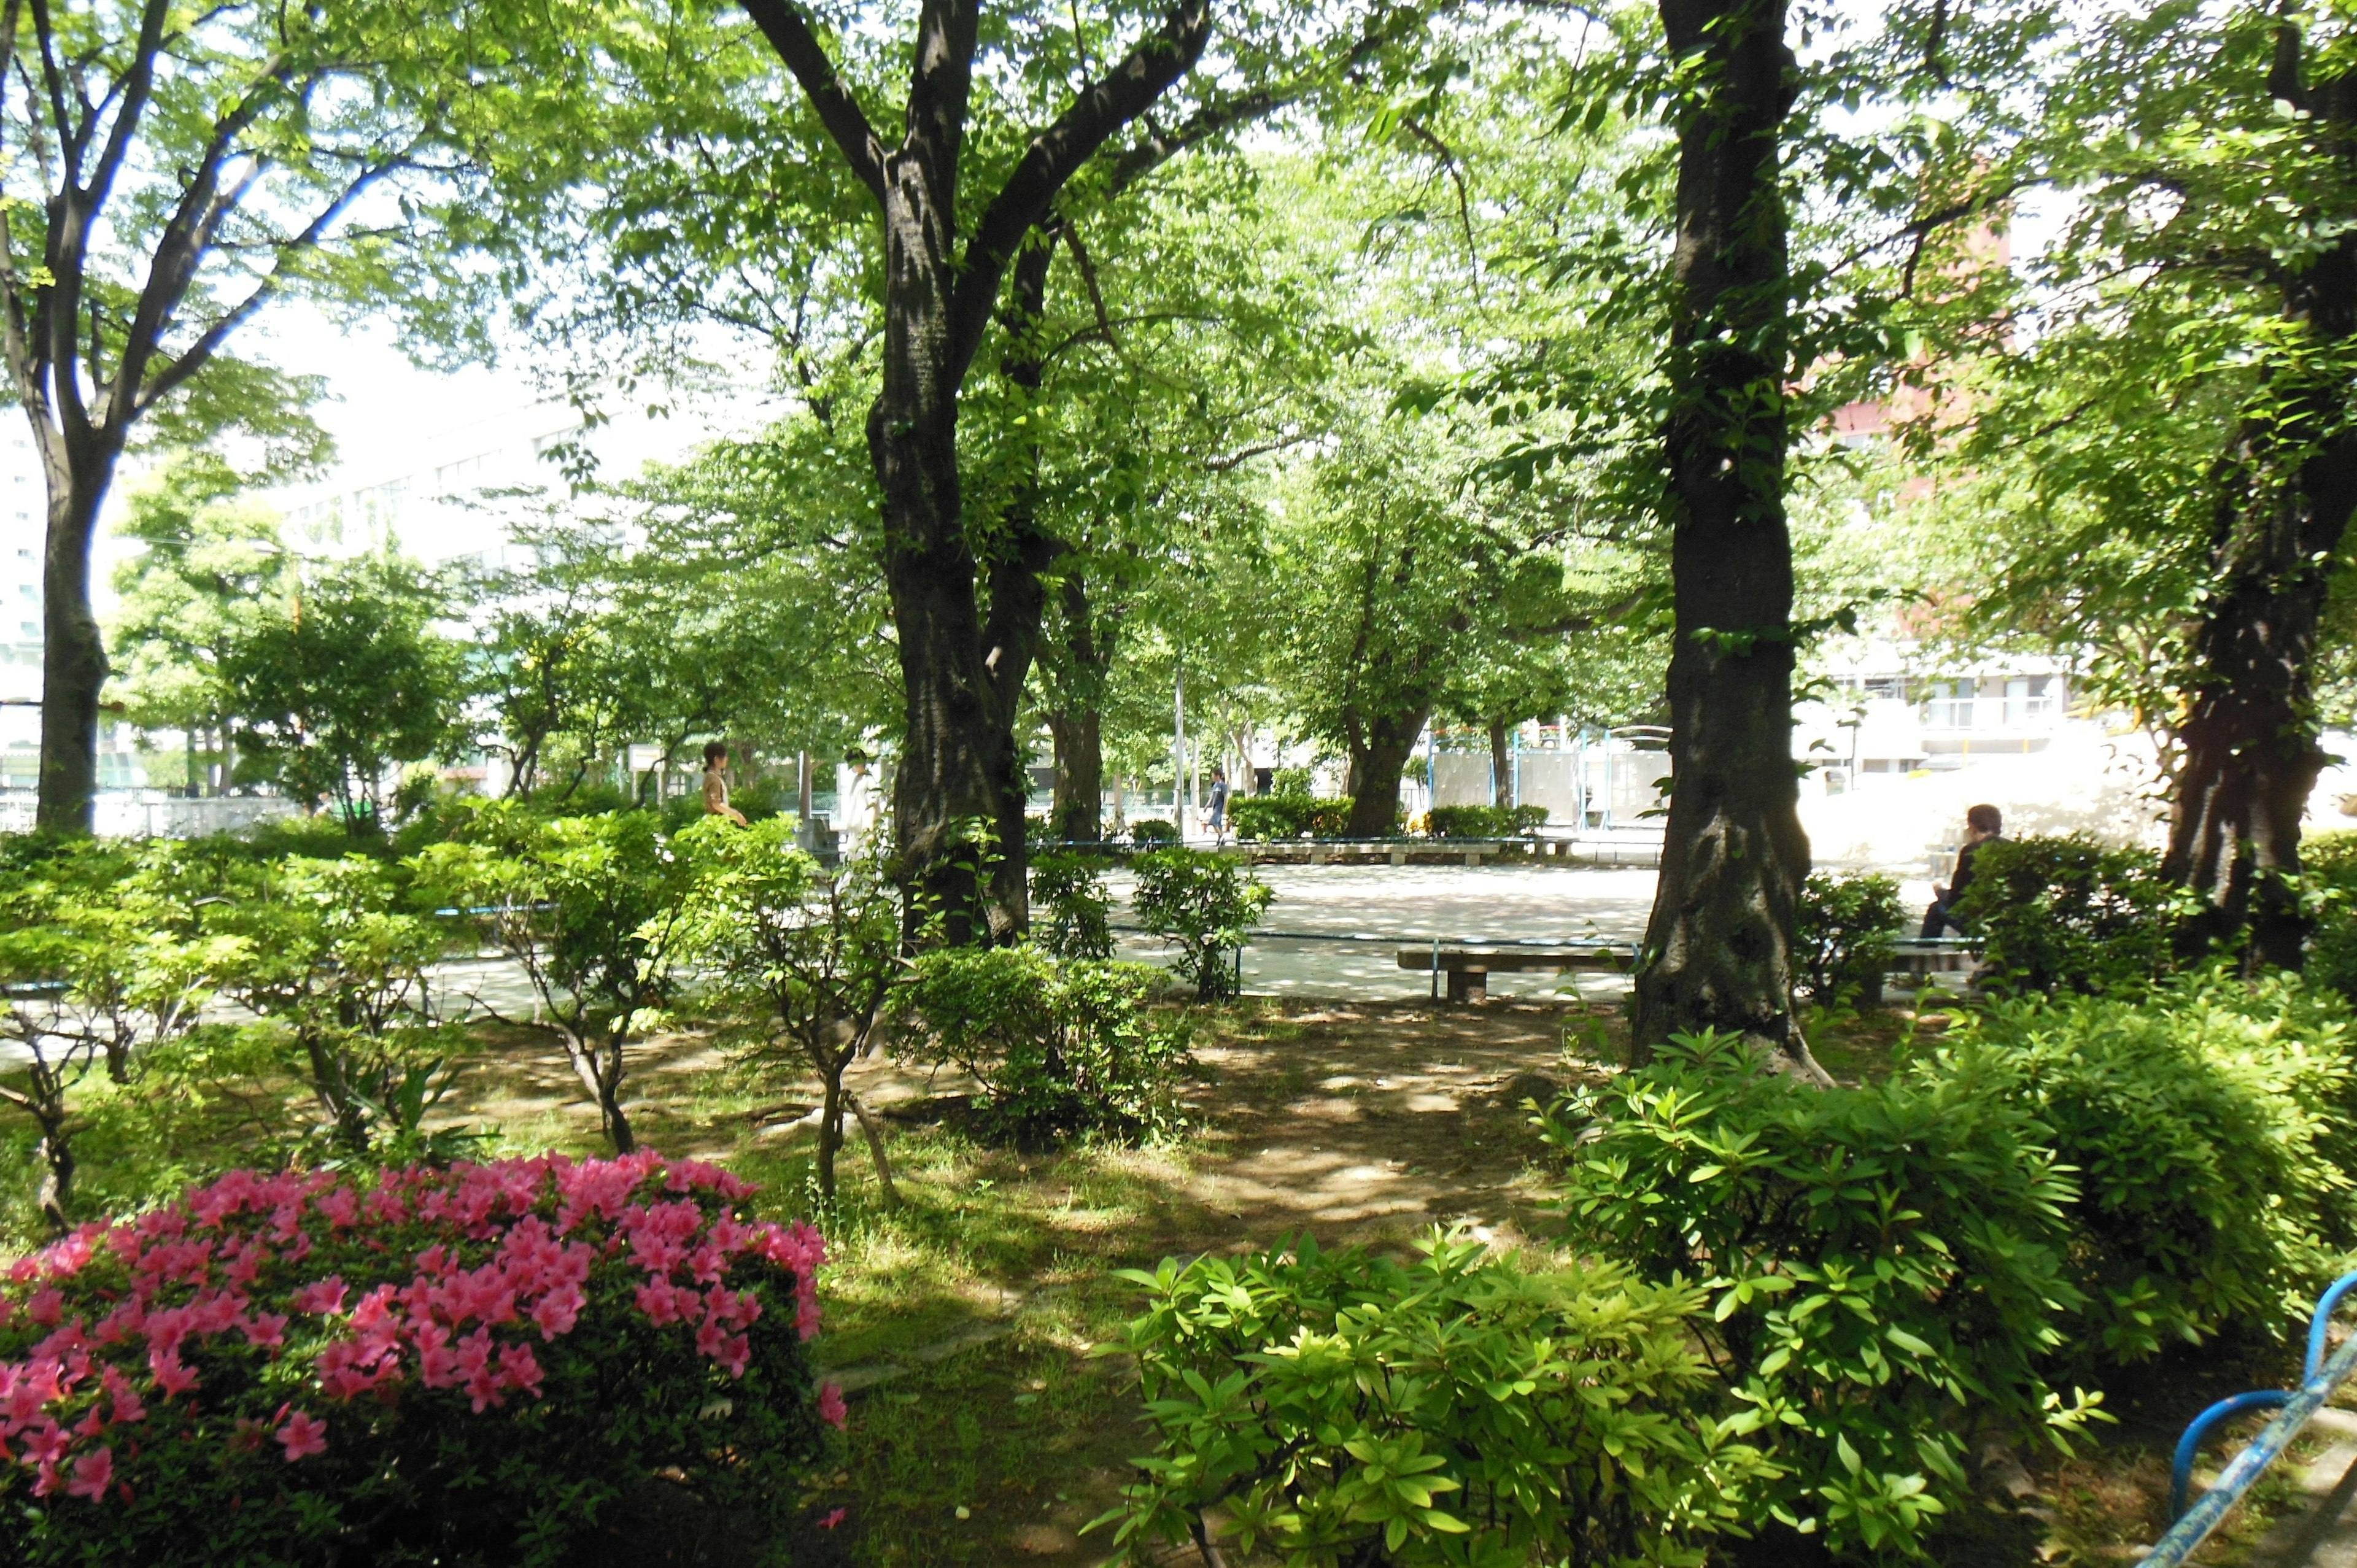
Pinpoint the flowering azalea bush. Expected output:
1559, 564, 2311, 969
0, 1152, 840, 1566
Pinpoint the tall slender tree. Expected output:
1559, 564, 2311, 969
1628, 0, 1814, 1064
9, 1, 551, 831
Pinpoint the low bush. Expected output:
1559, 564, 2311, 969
1918, 971, 2357, 1363
1950, 834, 2190, 996
897, 945, 1186, 1141
412, 805, 697, 1153
671, 821, 905, 1205
1093, 1230, 1773, 1567
1131, 849, 1272, 1001
2302, 830, 2357, 1002
1425, 803, 1548, 839
0, 1153, 838, 1567
1552, 1031, 2098, 1558
1795, 870, 1905, 1007
1128, 818, 1177, 845
1226, 794, 1357, 841
1031, 851, 1115, 961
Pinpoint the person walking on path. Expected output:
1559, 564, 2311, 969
1207, 767, 1231, 844
702, 740, 748, 825
1922, 803, 2003, 937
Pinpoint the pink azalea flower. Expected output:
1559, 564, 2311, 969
276, 1410, 328, 1462
817, 1381, 847, 1430
818, 1507, 848, 1531
292, 1276, 348, 1316
64, 1446, 112, 1501
147, 1349, 198, 1399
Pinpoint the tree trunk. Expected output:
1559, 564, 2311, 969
1344, 708, 1426, 838
1050, 706, 1105, 843
816, 1064, 844, 1202
37, 463, 116, 833
34, 1105, 74, 1237
556, 1025, 635, 1154
1048, 568, 1112, 843
1488, 719, 1512, 808
746, 0, 1210, 946
843, 1086, 902, 1209
1631, 0, 1816, 1068
2162, 34, 2357, 970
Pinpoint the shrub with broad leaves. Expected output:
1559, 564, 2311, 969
1030, 851, 1115, 961
1795, 870, 1905, 1008
899, 945, 1188, 1141
0, 1153, 838, 1566
1919, 970, 2357, 1364
1425, 803, 1548, 839
1129, 849, 1271, 1002
1092, 1230, 1773, 1566
1951, 834, 2192, 996
1552, 1030, 2100, 1559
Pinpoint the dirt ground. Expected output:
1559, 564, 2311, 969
446, 1000, 2327, 1568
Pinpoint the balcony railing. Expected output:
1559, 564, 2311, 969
1919, 696, 2058, 731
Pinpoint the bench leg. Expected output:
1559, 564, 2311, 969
1446, 968, 1487, 1003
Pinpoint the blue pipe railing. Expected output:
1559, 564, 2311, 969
2143, 1267, 2357, 1567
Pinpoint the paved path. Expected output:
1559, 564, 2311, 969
1, 865, 1948, 1070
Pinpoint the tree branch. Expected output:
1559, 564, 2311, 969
135, 151, 402, 415
949, 0, 1210, 380
738, 0, 887, 200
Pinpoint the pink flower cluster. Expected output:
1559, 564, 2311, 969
0, 1153, 834, 1507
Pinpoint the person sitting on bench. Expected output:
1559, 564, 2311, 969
1922, 803, 2003, 938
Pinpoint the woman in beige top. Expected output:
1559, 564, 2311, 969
702, 740, 748, 825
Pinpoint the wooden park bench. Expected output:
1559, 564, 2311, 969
1397, 943, 1636, 1003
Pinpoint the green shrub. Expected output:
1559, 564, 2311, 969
1093, 1231, 1773, 1567
1031, 851, 1115, 960
2302, 830, 2357, 1001
411, 805, 697, 1153
1426, 803, 1549, 838
1225, 794, 1310, 841
1225, 794, 1375, 840
1271, 765, 1314, 797
1917, 971, 2357, 1363
1131, 849, 1272, 1001
1795, 870, 1905, 1007
1951, 834, 2189, 996
201, 854, 465, 1159
897, 945, 1187, 1141
671, 819, 905, 1204
0, 1155, 837, 1567
1552, 1030, 2097, 1558
1128, 817, 1177, 845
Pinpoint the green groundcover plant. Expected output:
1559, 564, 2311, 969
1093, 1230, 1774, 1567
1919, 970, 2357, 1363
1552, 1031, 2102, 1559
0, 1153, 839, 1567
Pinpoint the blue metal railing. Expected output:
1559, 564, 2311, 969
2144, 1267, 2357, 1567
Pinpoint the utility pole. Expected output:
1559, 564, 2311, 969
1173, 661, 1188, 841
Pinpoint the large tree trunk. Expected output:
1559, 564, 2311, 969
2162, 31, 2357, 971
1631, 0, 1815, 1068
869, 136, 1020, 944
1048, 571, 1112, 843
743, 0, 1208, 947
1488, 719, 1512, 808
37, 461, 117, 833
1344, 708, 1426, 838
